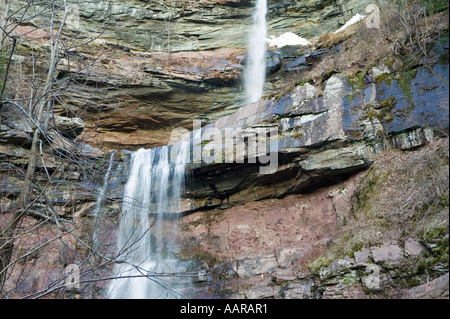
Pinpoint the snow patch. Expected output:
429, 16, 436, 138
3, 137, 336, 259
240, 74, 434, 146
266, 32, 311, 48
334, 14, 366, 34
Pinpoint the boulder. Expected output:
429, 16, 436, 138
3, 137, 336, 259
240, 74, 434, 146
404, 238, 424, 257
282, 279, 315, 299
51, 115, 85, 138
402, 273, 449, 299
354, 248, 371, 266
371, 243, 403, 265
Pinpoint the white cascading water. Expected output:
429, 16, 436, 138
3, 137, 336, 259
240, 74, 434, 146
92, 152, 115, 249
107, 142, 190, 299
244, 0, 268, 104
107, 1, 267, 299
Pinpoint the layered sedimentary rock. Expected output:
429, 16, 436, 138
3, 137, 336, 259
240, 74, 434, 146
4, 0, 373, 150
183, 46, 449, 211
1, 0, 448, 300
180, 137, 449, 299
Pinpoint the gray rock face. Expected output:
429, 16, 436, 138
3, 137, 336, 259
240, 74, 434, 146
245, 284, 280, 299
5, 0, 374, 151
371, 243, 403, 265
236, 254, 278, 277
354, 248, 371, 266
282, 279, 315, 299
271, 268, 298, 283
404, 238, 424, 257
51, 116, 85, 139
35, 0, 372, 52
0, 125, 30, 144
183, 56, 448, 212
319, 257, 356, 280
402, 273, 449, 299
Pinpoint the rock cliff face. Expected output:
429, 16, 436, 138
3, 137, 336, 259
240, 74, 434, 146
185, 51, 448, 211
180, 137, 449, 299
5, 0, 373, 150
172, 35, 449, 298
0, 0, 448, 299
71, 0, 372, 52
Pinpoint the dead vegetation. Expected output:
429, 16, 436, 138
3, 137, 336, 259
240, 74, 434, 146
315, 137, 449, 278
350, 137, 449, 245
268, 0, 449, 98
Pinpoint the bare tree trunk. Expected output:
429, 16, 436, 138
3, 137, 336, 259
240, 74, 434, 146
0, 0, 11, 48
0, 0, 12, 126
17, 1, 67, 209
0, 227, 14, 297
0, 0, 69, 294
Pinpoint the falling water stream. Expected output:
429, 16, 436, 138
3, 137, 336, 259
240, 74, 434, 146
245, 0, 268, 104
107, 143, 190, 299
92, 152, 115, 250
107, 0, 268, 299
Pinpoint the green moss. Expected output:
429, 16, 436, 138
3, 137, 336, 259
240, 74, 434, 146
423, 223, 449, 246
364, 96, 397, 124
422, 0, 449, 14
291, 131, 304, 139
383, 56, 396, 69
397, 276, 422, 289
295, 78, 314, 87
345, 70, 369, 102
375, 72, 393, 86
346, 73, 358, 86
378, 96, 397, 123
394, 70, 417, 109
383, 113, 394, 123
347, 93, 356, 103
340, 271, 360, 286
350, 242, 364, 255
309, 250, 342, 274
413, 222, 450, 276
354, 70, 366, 89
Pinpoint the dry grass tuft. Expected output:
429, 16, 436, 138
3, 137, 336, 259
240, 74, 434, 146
337, 137, 449, 249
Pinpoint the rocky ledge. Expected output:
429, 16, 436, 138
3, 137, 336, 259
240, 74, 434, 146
180, 136, 449, 299
5, 0, 373, 151
182, 41, 448, 212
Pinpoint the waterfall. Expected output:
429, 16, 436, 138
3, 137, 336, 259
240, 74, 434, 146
92, 152, 115, 249
89, 152, 115, 298
106, 0, 268, 300
107, 142, 191, 299
244, 0, 268, 104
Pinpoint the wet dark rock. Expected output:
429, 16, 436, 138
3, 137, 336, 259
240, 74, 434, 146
183, 55, 448, 212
